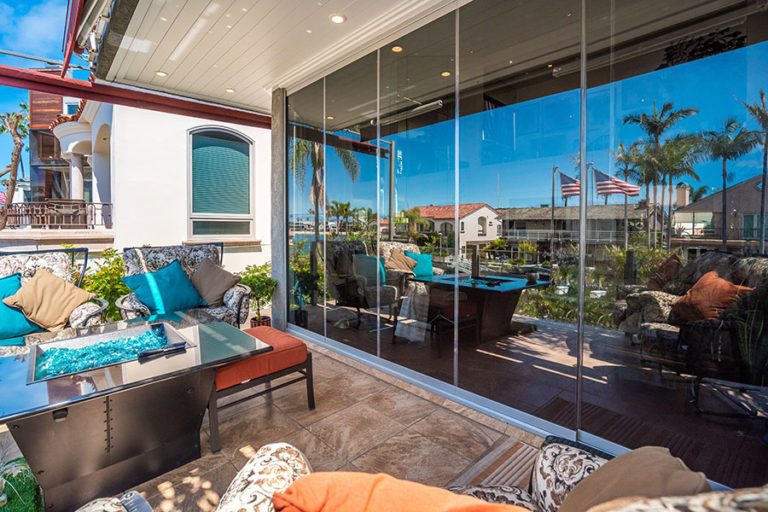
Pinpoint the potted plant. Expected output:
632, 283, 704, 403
240, 263, 278, 327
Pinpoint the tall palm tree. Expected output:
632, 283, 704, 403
0, 102, 29, 231
613, 143, 642, 250
701, 118, 760, 250
743, 90, 768, 253
660, 135, 702, 245
624, 102, 698, 248
338, 201, 354, 233
326, 200, 343, 234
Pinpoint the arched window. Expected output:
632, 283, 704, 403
189, 128, 253, 237
460, 221, 465, 233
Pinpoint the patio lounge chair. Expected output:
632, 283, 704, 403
77, 438, 766, 511
0, 248, 108, 349
115, 243, 251, 326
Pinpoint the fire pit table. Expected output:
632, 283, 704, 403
0, 311, 271, 511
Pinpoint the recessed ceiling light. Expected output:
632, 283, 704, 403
155, 70, 168, 77
509, 59, 514, 64
440, 71, 451, 77
226, 24, 232, 29
160, 16, 168, 21
225, 88, 236, 93
391, 46, 403, 53
306, 29, 313, 33
547, 63, 553, 68
329, 14, 346, 24
326, 115, 335, 120
241, 7, 248, 12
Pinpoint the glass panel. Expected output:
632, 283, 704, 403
456, 0, 581, 428
287, 80, 326, 336
191, 131, 250, 215
191, 220, 250, 236
585, 0, 768, 487
323, 52, 383, 355
378, 12, 457, 385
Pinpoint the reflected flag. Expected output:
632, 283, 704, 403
594, 169, 640, 196
0, 191, 6, 207
559, 172, 580, 198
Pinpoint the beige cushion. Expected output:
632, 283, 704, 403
384, 249, 417, 272
559, 446, 710, 512
3, 269, 94, 331
190, 258, 240, 307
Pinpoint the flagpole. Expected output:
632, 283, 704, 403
552, 165, 557, 256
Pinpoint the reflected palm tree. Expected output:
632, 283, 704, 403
660, 135, 702, 245
614, 143, 642, 250
402, 207, 428, 240
624, 102, 698, 248
701, 118, 760, 249
743, 90, 768, 253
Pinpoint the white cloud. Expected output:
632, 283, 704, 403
0, 0, 68, 60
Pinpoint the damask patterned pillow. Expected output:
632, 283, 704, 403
586, 486, 768, 512
531, 442, 608, 512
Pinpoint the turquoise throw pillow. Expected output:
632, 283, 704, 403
122, 260, 206, 315
0, 273, 44, 342
353, 255, 386, 284
405, 251, 433, 278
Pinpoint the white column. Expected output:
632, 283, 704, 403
69, 153, 85, 201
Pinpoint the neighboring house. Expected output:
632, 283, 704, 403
0, 95, 271, 271
413, 203, 501, 253
673, 175, 765, 250
498, 204, 649, 245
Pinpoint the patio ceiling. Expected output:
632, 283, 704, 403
84, 0, 753, 126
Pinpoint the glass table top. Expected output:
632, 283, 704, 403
411, 274, 550, 292
0, 311, 272, 423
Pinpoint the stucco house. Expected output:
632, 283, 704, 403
415, 203, 501, 253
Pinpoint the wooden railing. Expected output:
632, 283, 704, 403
6, 200, 113, 229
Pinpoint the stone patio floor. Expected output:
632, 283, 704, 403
128, 342, 542, 511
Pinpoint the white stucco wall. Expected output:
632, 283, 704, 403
110, 105, 271, 272
459, 206, 501, 249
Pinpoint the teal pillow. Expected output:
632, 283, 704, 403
0, 273, 44, 342
405, 251, 433, 278
353, 255, 386, 284
122, 260, 206, 315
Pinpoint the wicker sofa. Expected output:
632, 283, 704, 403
77, 438, 767, 511
614, 252, 768, 379
115, 243, 250, 326
0, 248, 107, 351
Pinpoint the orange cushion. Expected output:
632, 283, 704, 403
215, 326, 308, 391
273, 472, 527, 512
671, 271, 752, 322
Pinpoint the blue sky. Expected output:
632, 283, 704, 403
294, 41, 768, 218
0, 0, 81, 190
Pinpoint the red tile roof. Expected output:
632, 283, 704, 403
416, 203, 495, 220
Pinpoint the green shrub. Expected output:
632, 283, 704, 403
240, 263, 278, 320
0, 458, 43, 512
82, 248, 129, 321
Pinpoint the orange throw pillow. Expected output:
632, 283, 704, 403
671, 271, 752, 322
273, 472, 527, 512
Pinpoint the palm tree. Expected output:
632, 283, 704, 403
613, 143, 642, 250
402, 207, 428, 240
326, 200, 343, 234
624, 102, 698, 248
338, 201, 354, 233
744, 90, 768, 253
660, 135, 702, 245
701, 118, 760, 249
0, 102, 29, 231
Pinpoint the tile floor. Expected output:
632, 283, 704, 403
132, 343, 541, 512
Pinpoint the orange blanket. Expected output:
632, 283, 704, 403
273, 472, 528, 512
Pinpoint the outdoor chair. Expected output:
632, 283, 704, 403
324, 240, 400, 328
0, 248, 108, 349
77, 438, 764, 512
115, 243, 250, 326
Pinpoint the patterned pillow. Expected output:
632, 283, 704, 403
586, 486, 768, 512
531, 443, 608, 512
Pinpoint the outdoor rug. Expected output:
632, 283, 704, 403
536, 396, 768, 489
449, 437, 538, 489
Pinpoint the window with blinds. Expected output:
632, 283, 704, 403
190, 129, 253, 237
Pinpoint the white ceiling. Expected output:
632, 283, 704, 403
89, 0, 458, 114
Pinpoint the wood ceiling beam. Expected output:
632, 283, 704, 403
0, 65, 271, 128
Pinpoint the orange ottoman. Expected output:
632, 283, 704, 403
208, 326, 315, 452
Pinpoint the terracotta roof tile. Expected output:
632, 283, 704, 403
416, 203, 495, 220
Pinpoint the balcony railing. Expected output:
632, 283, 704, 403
6, 201, 113, 229
503, 229, 623, 243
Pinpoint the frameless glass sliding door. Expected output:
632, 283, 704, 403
583, 0, 768, 487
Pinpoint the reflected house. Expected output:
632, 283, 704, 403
498, 204, 651, 244
674, 175, 766, 251
411, 203, 501, 253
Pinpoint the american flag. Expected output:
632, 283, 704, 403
559, 172, 581, 198
594, 169, 640, 196
0, 191, 6, 207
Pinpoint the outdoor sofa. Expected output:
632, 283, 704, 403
0, 248, 107, 351
77, 437, 767, 511
115, 243, 251, 326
